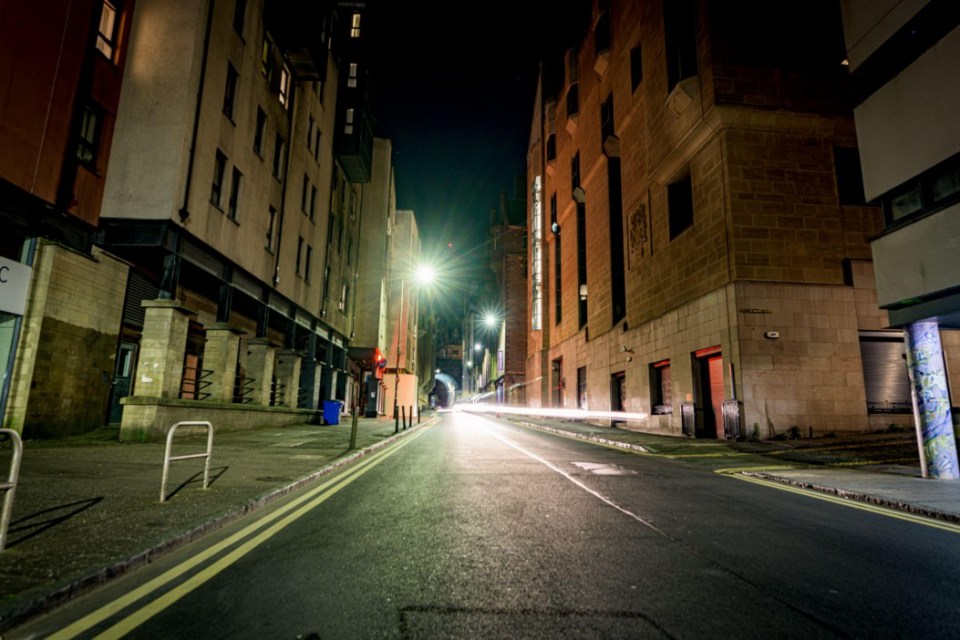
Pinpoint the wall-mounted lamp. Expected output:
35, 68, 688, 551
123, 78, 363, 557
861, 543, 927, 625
620, 346, 635, 354
551, 222, 561, 235
764, 331, 780, 340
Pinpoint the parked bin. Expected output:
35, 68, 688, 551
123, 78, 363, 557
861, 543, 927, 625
323, 400, 343, 425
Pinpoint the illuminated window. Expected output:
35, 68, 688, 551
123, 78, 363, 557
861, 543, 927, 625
211, 150, 226, 206
96, 1, 118, 60
278, 65, 291, 107
344, 108, 354, 134
348, 63, 358, 88
350, 13, 361, 38
76, 104, 101, 166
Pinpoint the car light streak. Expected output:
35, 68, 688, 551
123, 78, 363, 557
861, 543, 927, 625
456, 402, 648, 422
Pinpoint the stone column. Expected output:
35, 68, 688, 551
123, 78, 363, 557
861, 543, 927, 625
203, 323, 243, 403
134, 300, 195, 399
246, 338, 278, 407
275, 349, 303, 409
904, 322, 960, 480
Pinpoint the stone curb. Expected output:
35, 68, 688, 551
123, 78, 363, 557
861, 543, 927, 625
514, 420, 650, 453
742, 471, 960, 526
0, 419, 438, 633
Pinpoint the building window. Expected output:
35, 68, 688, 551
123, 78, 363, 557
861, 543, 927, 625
211, 150, 227, 207
650, 360, 672, 415
278, 64, 291, 108
76, 103, 102, 167
310, 185, 317, 221
834, 147, 867, 205
344, 108, 355, 135
223, 63, 239, 120
550, 193, 557, 230
304, 245, 312, 282
546, 134, 556, 162
228, 167, 242, 219
350, 12, 361, 38
347, 236, 353, 265
266, 205, 277, 251
595, 10, 611, 57
307, 116, 314, 150
301, 174, 310, 213
668, 173, 694, 239
554, 234, 562, 325
272, 134, 284, 178
664, 0, 697, 91
327, 212, 336, 246
233, 0, 246, 36
630, 45, 643, 90
296, 236, 304, 276
260, 37, 272, 79
322, 266, 331, 301
566, 48, 580, 118
253, 107, 266, 155
571, 154, 581, 194
339, 282, 349, 311
880, 151, 960, 226
348, 63, 359, 88
314, 129, 321, 161
96, 1, 118, 60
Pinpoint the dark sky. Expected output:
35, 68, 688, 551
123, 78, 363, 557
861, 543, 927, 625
368, 2, 589, 264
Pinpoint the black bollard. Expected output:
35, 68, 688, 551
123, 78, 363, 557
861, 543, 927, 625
401, 405, 407, 430
349, 407, 359, 450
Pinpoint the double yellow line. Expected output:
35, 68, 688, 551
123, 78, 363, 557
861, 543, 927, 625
50, 427, 430, 639
716, 466, 960, 535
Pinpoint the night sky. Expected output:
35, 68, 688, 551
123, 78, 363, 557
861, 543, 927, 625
368, 2, 590, 267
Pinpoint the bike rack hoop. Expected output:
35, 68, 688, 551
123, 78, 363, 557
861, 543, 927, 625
160, 421, 214, 503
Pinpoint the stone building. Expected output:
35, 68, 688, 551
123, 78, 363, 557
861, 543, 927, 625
526, 0, 958, 438
1, 0, 135, 437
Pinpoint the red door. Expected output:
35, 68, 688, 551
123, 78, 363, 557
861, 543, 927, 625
707, 355, 724, 439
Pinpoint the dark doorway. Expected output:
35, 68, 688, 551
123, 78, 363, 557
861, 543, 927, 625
692, 347, 724, 439
107, 341, 137, 424
551, 357, 563, 407
610, 371, 625, 426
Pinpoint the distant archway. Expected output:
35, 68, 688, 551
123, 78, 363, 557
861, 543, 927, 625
433, 373, 460, 408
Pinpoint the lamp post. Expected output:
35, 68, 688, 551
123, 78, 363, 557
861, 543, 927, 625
392, 264, 435, 432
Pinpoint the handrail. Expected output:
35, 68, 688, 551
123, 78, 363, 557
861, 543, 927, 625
0, 429, 23, 551
160, 421, 213, 503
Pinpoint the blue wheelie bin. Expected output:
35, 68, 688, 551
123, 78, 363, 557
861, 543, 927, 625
323, 400, 343, 425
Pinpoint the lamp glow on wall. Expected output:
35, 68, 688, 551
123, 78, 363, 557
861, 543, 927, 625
391, 263, 435, 430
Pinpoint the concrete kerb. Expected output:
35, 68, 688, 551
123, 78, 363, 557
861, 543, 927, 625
742, 470, 960, 526
513, 420, 651, 454
0, 417, 440, 634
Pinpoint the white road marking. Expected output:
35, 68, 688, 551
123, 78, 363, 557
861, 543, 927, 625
571, 461, 638, 476
482, 425, 665, 536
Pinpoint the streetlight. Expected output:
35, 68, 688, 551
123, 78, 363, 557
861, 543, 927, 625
392, 263, 435, 432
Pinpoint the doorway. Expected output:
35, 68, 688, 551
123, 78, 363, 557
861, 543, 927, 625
692, 347, 724, 439
610, 371, 625, 426
107, 341, 138, 424
551, 357, 563, 407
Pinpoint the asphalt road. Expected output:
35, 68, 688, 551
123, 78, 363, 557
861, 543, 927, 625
11, 412, 960, 639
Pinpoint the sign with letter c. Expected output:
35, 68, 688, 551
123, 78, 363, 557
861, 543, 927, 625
0, 257, 32, 316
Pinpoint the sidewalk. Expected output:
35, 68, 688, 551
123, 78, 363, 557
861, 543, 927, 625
0, 414, 434, 633
2, 411, 959, 633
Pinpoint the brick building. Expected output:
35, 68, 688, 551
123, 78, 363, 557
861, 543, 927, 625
526, 0, 959, 438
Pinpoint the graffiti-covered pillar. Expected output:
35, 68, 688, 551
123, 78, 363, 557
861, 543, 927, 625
904, 322, 959, 479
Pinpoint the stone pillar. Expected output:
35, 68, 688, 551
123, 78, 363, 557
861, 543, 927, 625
275, 349, 303, 409
134, 300, 195, 399
203, 323, 243, 403
905, 322, 960, 480
246, 338, 278, 407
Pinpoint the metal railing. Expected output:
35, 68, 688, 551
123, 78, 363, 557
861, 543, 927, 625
160, 421, 214, 503
270, 378, 286, 407
1, 429, 23, 551
233, 373, 255, 404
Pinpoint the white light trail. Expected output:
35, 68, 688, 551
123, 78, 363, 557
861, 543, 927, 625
456, 402, 648, 423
